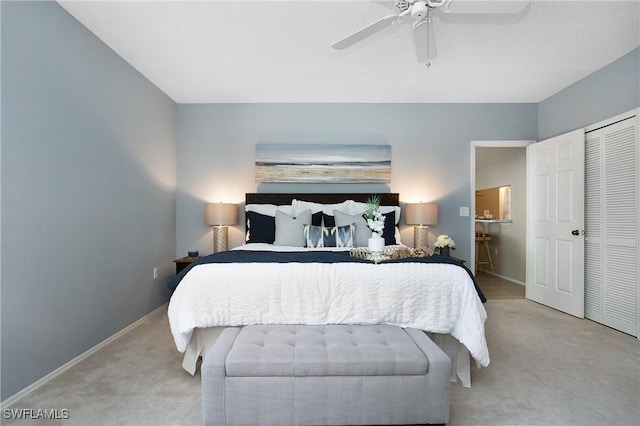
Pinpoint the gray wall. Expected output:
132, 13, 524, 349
476, 147, 527, 283
538, 47, 640, 140
176, 103, 538, 263
1, 1, 176, 401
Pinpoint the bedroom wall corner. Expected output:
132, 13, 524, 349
1, 1, 177, 402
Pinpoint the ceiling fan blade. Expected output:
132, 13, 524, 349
413, 17, 437, 64
332, 14, 400, 50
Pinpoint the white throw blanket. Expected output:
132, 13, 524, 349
168, 249, 489, 367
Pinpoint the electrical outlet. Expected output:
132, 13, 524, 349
459, 207, 470, 217
153, 267, 159, 280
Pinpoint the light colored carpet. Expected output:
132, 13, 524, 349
2, 309, 201, 426
450, 300, 639, 425
475, 271, 525, 300
4, 300, 639, 425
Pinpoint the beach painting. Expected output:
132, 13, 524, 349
255, 144, 391, 183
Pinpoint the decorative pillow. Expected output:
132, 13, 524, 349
381, 211, 396, 245
322, 213, 336, 227
304, 224, 355, 248
245, 204, 294, 243
333, 210, 371, 247
394, 227, 402, 245
273, 210, 312, 247
312, 211, 323, 226
245, 211, 276, 244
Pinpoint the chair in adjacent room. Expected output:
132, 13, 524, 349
475, 225, 495, 275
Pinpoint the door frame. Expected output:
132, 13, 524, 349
470, 140, 535, 274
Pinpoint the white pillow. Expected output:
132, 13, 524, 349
245, 203, 293, 217
291, 199, 352, 216
394, 227, 402, 245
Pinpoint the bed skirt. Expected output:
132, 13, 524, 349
182, 327, 472, 388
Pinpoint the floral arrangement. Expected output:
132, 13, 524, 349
434, 234, 456, 250
363, 195, 385, 235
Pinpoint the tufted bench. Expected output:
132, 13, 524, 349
202, 324, 451, 425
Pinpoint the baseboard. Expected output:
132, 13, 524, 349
0, 303, 168, 409
483, 271, 525, 286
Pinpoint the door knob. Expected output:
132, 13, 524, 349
571, 230, 580, 236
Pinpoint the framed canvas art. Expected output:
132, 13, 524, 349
255, 144, 391, 183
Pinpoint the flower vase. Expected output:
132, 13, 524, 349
440, 246, 450, 257
368, 232, 385, 252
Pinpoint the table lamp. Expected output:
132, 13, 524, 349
205, 202, 238, 253
405, 202, 438, 248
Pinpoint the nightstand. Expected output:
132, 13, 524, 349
450, 256, 466, 265
173, 257, 197, 274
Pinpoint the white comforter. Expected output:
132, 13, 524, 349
168, 245, 489, 367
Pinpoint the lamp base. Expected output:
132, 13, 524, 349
413, 226, 429, 249
213, 226, 228, 253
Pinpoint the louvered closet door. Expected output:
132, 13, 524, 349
585, 114, 639, 336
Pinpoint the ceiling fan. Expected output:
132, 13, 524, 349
331, 0, 530, 68
332, 0, 450, 67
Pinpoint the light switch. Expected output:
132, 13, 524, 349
460, 207, 470, 217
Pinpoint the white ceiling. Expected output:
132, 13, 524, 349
57, 0, 640, 104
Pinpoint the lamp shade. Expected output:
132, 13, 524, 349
204, 203, 238, 226
405, 202, 438, 226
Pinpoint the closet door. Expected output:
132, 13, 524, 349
585, 113, 639, 336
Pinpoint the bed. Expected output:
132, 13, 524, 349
168, 193, 489, 388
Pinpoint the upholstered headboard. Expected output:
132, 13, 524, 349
245, 193, 399, 206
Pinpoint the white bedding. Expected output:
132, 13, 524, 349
168, 244, 489, 368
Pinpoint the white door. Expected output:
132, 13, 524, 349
526, 129, 585, 318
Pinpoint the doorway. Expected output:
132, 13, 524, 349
470, 140, 534, 296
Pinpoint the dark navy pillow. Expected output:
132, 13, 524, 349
246, 211, 276, 244
322, 213, 336, 227
312, 211, 323, 226
382, 211, 396, 245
